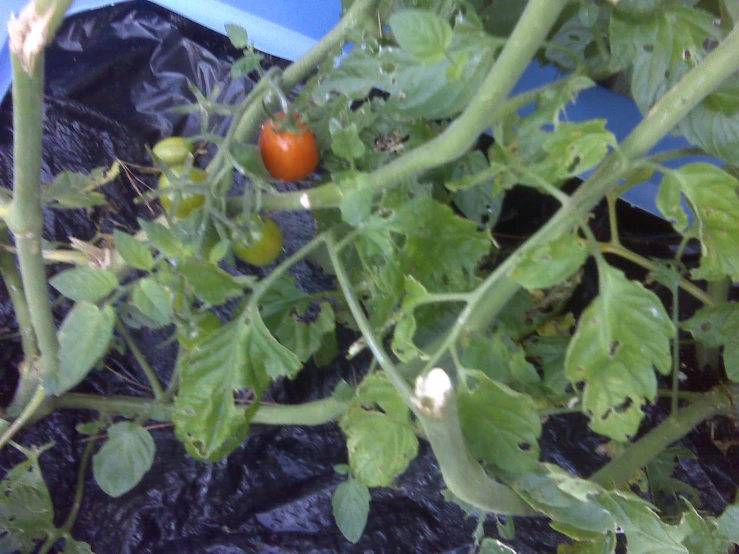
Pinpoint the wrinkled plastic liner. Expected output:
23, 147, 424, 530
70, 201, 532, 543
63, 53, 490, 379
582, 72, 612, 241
0, 3, 737, 553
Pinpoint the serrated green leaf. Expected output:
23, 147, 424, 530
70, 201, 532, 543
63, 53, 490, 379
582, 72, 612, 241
247, 313, 302, 379
390, 9, 453, 63
540, 121, 616, 180
391, 312, 420, 363
352, 372, 408, 419
42, 164, 119, 209
173, 319, 268, 461
447, 150, 504, 229
92, 422, 155, 498
48, 303, 115, 395
510, 233, 589, 290
525, 335, 570, 398
458, 371, 541, 474
461, 331, 541, 393
330, 119, 366, 161
0, 449, 56, 551
716, 503, 739, 543
314, 16, 501, 119
565, 265, 674, 440
138, 218, 183, 259
225, 23, 248, 48
509, 464, 614, 539
50, 267, 118, 302
264, 301, 335, 364
180, 259, 242, 306
340, 410, 418, 487
114, 229, 154, 271
332, 478, 370, 544
678, 501, 733, 554
681, 303, 739, 347
131, 278, 172, 328
598, 490, 688, 554
610, 6, 739, 164
661, 165, 739, 281
645, 447, 700, 515
480, 538, 517, 554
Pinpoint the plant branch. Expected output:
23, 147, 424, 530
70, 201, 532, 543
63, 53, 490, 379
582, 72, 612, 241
599, 242, 714, 306
590, 388, 733, 489
60, 439, 94, 534
0, 228, 37, 355
49, 393, 347, 426
115, 319, 165, 400
0, 386, 46, 449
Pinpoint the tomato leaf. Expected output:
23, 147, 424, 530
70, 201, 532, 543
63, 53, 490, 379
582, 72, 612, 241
389, 9, 453, 64
332, 478, 370, 544
230, 142, 271, 180
457, 370, 541, 474
247, 311, 302, 379
611, 5, 739, 164
682, 302, 739, 381
461, 331, 541, 393
41, 165, 119, 209
114, 229, 154, 271
48, 302, 115, 395
659, 164, 739, 281
131, 278, 172, 328
263, 299, 335, 365
173, 319, 268, 461
225, 23, 248, 49
49, 267, 118, 302
510, 232, 589, 290
340, 372, 418, 487
598, 490, 688, 554
565, 265, 674, 440
92, 422, 155, 498
540, 120, 617, 180
138, 218, 183, 259
339, 172, 375, 226
678, 501, 733, 554
0, 446, 56, 552
716, 503, 739, 543
63, 538, 96, 554
180, 259, 242, 306
508, 464, 614, 539
330, 119, 366, 161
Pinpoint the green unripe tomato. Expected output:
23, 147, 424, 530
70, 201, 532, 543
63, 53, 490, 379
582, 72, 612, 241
152, 136, 194, 166
231, 216, 284, 267
158, 166, 207, 218
179, 311, 222, 349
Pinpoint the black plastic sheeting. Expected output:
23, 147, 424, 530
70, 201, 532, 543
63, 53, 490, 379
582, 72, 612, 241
0, 3, 737, 553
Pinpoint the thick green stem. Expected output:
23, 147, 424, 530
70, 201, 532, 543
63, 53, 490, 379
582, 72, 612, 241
0, 229, 37, 356
49, 393, 347, 425
590, 388, 732, 489
6, 0, 76, 390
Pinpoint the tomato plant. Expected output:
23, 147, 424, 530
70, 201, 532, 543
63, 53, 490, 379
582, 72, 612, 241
258, 112, 320, 182
158, 166, 207, 218
231, 216, 283, 266
3, 0, 739, 552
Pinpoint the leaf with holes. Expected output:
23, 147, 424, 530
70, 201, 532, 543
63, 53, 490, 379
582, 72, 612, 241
565, 264, 674, 440
457, 370, 541, 474
510, 232, 589, 290
173, 318, 269, 461
92, 422, 155, 498
659, 164, 739, 281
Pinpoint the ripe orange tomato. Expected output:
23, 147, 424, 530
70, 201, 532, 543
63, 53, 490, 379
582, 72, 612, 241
231, 216, 283, 266
258, 112, 320, 182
